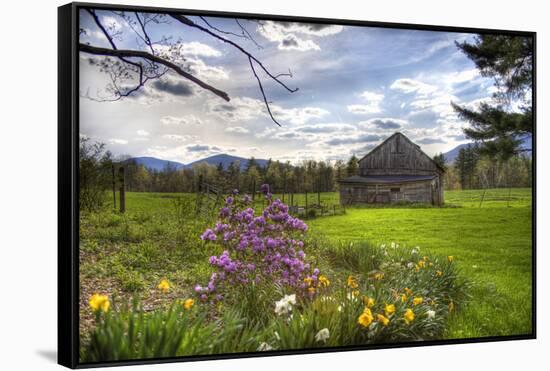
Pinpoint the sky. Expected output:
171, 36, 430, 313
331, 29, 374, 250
79, 9, 499, 165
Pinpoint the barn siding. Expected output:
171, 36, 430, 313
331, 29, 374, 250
359, 134, 442, 177
339, 132, 445, 206
339, 180, 435, 205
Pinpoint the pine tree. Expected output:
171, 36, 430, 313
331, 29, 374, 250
346, 155, 359, 177
452, 34, 533, 160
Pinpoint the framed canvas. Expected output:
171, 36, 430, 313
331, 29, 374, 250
58, 2, 536, 368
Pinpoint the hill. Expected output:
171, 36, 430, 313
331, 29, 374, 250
127, 154, 269, 172
442, 136, 532, 163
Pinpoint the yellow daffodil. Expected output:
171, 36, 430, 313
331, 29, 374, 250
304, 277, 314, 287
347, 275, 359, 289
413, 297, 423, 306
401, 293, 407, 303
429, 262, 433, 267
183, 298, 194, 310
363, 296, 375, 308
89, 294, 110, 312
377, 313, 390, 326
415, 264, 420, 272
352, 290, 360, 297
404, 287, 413, 296
384, 303, 396, 316
448, 256, 454, 263
418, 260, 426, 268
318, 275, 330, 287
449, 301, 455, 312
158, 279, 171, 293
358, 308, 374, 327
423, 256, 429, 262
404, 308, 415, 325
308, 287, 316, 295
436, 270, 443, 277
373, 272, 384, 280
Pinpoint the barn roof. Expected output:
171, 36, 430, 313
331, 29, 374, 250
358, 132, 446, 173
339, 175, 437, 184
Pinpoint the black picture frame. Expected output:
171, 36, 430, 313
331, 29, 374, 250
58, 2, 537, 368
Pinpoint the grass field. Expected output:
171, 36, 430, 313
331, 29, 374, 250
79, 187, 532, 343
308, 188, 533, 338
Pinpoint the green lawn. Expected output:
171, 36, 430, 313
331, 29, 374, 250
308, 188, 533, 339
79, 188, 533, 341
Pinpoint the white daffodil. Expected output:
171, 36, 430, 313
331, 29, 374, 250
315, 328, 330, 343
257, 342, 274, 351
274, 294, 297, 316
426, 310, 436, 319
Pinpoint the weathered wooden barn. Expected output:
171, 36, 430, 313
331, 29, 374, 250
339, 132, 445, 206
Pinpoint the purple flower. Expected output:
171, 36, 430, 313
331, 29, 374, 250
200, 229, 217, 241
260, 184, 270, 195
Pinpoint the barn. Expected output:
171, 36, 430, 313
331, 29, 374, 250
339, 132, 445, 206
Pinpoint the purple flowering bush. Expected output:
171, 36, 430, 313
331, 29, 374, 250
195, 184, 322, 304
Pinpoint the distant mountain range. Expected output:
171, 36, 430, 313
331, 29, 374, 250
126, 136, 532, 171
442, 136, 532, 163
127, 154, 269, 171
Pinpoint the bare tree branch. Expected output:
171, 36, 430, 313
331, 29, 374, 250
170, 14, 298, 94
79, 43, 230, 101
248, 56, 281, 127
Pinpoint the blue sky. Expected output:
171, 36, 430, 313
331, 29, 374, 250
79, 9, 497, 164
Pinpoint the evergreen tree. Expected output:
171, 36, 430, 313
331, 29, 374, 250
346, 155, 359, 177
432, 153, 447, 171
452, 34, 533, 160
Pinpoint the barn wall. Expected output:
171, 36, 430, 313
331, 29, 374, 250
359, 134, 441, 177
339, 180, 435, 205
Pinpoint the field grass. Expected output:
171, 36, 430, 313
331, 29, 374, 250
308, 188, 533, 339
79, 187, 532, 342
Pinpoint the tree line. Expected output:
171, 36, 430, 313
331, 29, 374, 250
439, 147, 532, 190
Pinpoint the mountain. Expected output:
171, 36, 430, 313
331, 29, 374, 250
126, 154, 269, 172
126, 157, 185, 171
185, 154, 269, 171
442, 136, 532, 164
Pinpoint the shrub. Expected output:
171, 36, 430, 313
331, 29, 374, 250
194, 185, 322, 306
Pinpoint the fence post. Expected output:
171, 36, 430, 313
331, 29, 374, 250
111, 164, 116, 210
118, 167, 126, 213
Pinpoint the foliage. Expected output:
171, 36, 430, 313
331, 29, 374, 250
195, 185, 319, 306
79, 188, 531, 361
456, 35, 533, 103
452, 35, 533, 159
79, 138, 113, 212
80, 240, 469, 361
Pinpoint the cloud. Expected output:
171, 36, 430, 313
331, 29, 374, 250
187, 144, 210, 152
162, 134, 196, 142
225, 126, 250, 134
101, 15, 124, 32
153, 43, 228, 80
169, 41, 222, 57
390, 78, 438, 96
347, 105, 379, 115
295, 123, 356, 133
186, 58, 229, 80
151, 79, 194, 97
136, 130, 149, 136
256, 21, 343, 51
416, 137, 447, 145
160, 115, 203, 126
208, 96, 329, 125
325, 134, 382, 146
109, 138, 128, 145
347, 91, 384, 115
359, 118, 407, 130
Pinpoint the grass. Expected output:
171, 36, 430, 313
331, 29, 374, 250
79, 187, 532, 347
308, 188, 533, 339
